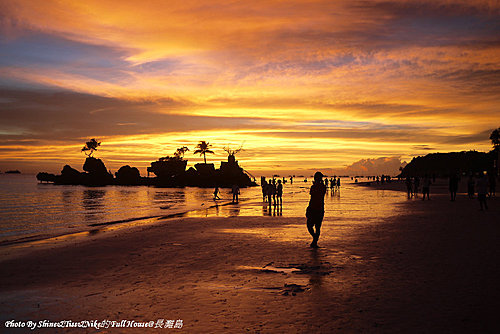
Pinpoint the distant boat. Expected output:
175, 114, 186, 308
5, 170, 21, 174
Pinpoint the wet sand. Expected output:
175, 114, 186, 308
1, 186, 499, 333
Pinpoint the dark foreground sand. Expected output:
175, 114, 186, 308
1, 186, 499, 333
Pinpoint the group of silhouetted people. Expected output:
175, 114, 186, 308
366, 175, 391, 183
406, 176, 424, 199
261, 177, 283, 206
405, 175, 432, 200
461, 171, 495, 210
404, 171, 496, 210
448, 171, 496, 210
324, 176, 340, 192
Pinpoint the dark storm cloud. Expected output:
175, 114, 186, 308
0, 88, 267, 144
442, 129, 496, 145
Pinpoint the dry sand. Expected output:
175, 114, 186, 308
1, 183, 499, 333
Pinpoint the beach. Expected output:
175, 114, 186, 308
2, 1, 500, 332
1, 183, 499, 333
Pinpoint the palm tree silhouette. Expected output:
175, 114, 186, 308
194, 141, 214, 164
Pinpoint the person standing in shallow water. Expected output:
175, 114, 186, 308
266, 181, 273, 205
306, 171, 327, 248
261, 178, 267, 202
232, 184, 240, 203
276, 179, 283, 205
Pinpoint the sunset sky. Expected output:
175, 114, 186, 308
1, 0, 499, 176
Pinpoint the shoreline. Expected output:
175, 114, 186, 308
0, 199, 251, 260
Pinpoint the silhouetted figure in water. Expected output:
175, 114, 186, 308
306, 172, 327, 248
476, 173, 489, 210
232, 184, 240, 203
330, 178, 334, 191
272, 179, 277, 204
266, 182, 273, 205
422, 175, 431, 200
276, 179, 283, 205
405, 177, 413, 198
449, 173, 459, 201
336, 177, 340, 189
467, 174, 475, 199
261, 178, 268, 202
213, 186, 220, 200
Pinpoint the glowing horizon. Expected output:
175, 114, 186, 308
1, 0, 499, 176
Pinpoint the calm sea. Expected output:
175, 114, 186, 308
0, 174, 407, 246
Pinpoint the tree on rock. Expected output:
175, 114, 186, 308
82, 139, 101, 157
224, 145, 243, 163
174, 146, 190, 159
194, 141, 214, 164
223, 145, 243, 157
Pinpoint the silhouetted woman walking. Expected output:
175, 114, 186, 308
306, 172, 327, 248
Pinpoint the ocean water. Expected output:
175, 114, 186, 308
0, 174, 407, 246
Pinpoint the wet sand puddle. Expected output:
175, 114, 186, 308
247, 262, 334, 296
236, 251, 378, 295
197, 259, 341, 297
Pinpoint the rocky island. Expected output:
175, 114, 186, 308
36, 140, 256, 188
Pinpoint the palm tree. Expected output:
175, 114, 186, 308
194, 141, 214, 164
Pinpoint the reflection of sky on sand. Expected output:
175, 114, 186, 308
186, 183, 405, 220
186, 179, 407, 221
4, 216, 162, 253
1, 175, 407, 248
209, 181, 407, 244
